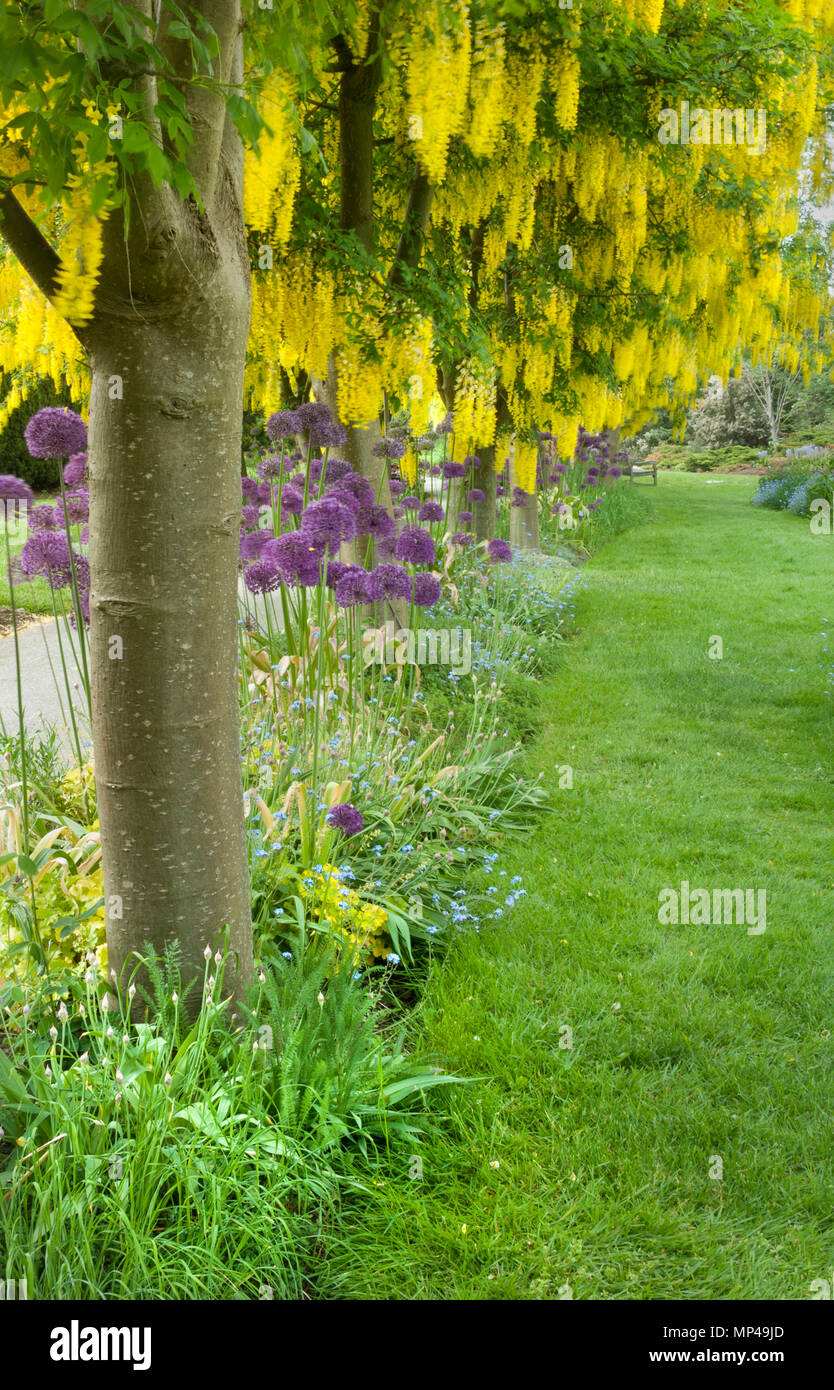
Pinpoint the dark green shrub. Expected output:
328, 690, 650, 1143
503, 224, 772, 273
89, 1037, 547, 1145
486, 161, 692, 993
0, 374, 76, 491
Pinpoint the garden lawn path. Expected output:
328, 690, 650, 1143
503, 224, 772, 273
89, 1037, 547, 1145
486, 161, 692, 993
318, 471, 834, 1300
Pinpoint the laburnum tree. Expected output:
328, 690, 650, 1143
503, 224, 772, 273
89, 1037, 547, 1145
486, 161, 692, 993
1, 0, 834, 995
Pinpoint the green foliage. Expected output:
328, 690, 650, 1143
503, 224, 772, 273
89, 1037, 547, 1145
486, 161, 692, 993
0, 375, 72, 489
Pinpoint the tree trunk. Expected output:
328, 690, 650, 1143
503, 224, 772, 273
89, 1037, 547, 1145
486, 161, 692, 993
473, 444, 498, 542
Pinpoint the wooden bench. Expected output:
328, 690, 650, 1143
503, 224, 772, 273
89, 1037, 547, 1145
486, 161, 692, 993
627, 454, 658, 485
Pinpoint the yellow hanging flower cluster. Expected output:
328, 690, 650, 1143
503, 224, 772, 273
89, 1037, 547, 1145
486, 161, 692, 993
513, 438, 538, 494
50, 171, 108, 326
453, 356, 497, 451
404, 0, 471, 184
243, 72, 301, 250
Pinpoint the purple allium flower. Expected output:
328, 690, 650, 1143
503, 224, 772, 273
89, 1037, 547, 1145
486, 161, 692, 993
299, 496, 357, 554
19, 531, 74, 587
496, 485, 507, 497
312, 419, 348, 449
463, 455, 481, 469
322, 457, 352, 485
538, 430, 553, 442
435, 413, 453, 436
487, 538, 512, 564
450, 532, 472, 547
372, 437, 406, 459
57, 488, 89, 525
280, 486, 304, 517
327, 802, 364, 837
555, 502, 568, 514
605, 466, 622, 479
256, 483, 272, 505
418, 500, 444, 523
239, 529, 272, 561
0, 475, 34, 505
587, 466, 600, 478
244, 560, 282, 594
371, 562, 412, 600
456, 510, 473, 525
578, 482, 587, 491
415, 433, 435, 451
443, 460, 466, 479
266, 409, 301, 441
324, 560, 350, 590
588, 500, 600, 511
257, 453, 285, 481
388, 479, 405, 496
242, 474, 260, 499
333, 566, 372, 607
63, 452, 88, 487
24, 408, 87, 459
289, 471, 306, 487
429, 464, 442, 476
412, 573, 441, 608
402, 495, 420, 512
392, 506, 405, 521
263, 533, 323, 587
28, 503, 58, 531
511, 487, 528, 508
296, 401, 332, 431
241, 504, 262, 530
554, 463, 567, 474
395, 526, 436, 565
79, 524, 89, 545
367, 505, 396, 542
467, 488, 485, 504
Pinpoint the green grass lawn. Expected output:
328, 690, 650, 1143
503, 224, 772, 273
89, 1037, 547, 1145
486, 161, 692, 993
316, 471, 834, 1300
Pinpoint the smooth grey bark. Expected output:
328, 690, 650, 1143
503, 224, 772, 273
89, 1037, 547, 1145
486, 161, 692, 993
92, 4, 253, 1006
473, 444, 498, 542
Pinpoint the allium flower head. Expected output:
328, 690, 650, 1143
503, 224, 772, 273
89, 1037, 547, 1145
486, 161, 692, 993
463, 455, 481, 469
257, 454, 285, 481
63, 453, 88, 487
450, 532, 472, 547
241, 504, 261, 530
370, 562, 412, 600
281, 486, 304, 516
412, 573, 441, 608
263, 533, 323, 587
333, 566, 372, 607
402, 495, 420, 511
388, 479, 405, 496
395, 526, 436, 565
29, 503, 58, 531
443, 460, 466, 479
58, 488, 89, 525
241, 475, 259, 499
467, 488, 485, 504
418, 500, 444, 523
605, 466, 622, 479
266, 409, 301, 441
239, 529, 271, 562
19, 531, 73, 587
299, 496, 356, 553
244, 560, 282, 594
487, 538, 513, 564
456, 510, 473, 525
24, 408, 87, 459
327, 802, 364, 836
372, 437, 406, 459
322, 457, 352, 485
367, 505, 396, 542
0, 475, 34, 505
435, 413, 453, 436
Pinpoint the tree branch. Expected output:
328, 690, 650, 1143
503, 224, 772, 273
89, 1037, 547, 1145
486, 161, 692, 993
0, 190, 77, 332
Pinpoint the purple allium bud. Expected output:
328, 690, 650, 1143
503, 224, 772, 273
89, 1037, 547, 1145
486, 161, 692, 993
63, 452, 88, 487
402, 495, 420, 512
266, 409, 301, 441
263, 533, 323, 587
418, 501, 444, 523
395, 526, 436, 566
388, 478, 405, 496
412, 573, 441, 608
450, 532, 472, 547
24, 407, 87, 459
244, 560, 282, 594
299, 496, 357, 554
466, 488, 485, 504
443, 460, 466, 479
326, 802, 364, 837
372, 437, 406, 459
487, 538, 513, 564
370, 562, 412, 601
28, 503, 58, 531
456, 510, 473, 525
